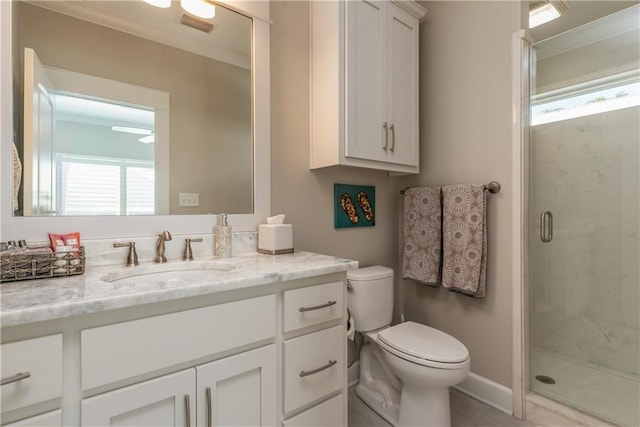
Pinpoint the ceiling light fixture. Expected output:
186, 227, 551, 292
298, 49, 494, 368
112, 126, 153, 135
142, 0, 171, 8
529, 0, 568, 29
180, 0, 216, 19
138, 134, 155, 144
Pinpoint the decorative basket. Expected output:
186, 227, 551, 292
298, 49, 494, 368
0, 247, 85, 283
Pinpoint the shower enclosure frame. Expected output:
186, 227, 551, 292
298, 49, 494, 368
511, 24, 637, 426
511, 28, 531, 422
510, 28, 612, 426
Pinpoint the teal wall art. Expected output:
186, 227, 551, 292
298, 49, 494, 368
334, 184, 375, 228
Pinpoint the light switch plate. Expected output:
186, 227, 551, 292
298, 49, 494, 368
179, 192, 199, 207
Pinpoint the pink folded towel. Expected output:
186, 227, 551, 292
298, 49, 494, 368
402, 187, 442, 286
441, 184, 487, 298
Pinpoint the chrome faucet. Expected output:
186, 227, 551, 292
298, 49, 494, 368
155, 231, 173, 263
183, 237, 203, 261
113, 242, 139, 266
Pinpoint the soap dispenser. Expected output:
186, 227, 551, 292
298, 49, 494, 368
214, 213, 232, 257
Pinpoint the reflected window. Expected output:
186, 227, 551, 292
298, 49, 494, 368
57, 155, 154, 215
52, 93, 156, 215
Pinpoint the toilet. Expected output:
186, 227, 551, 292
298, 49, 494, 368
348, 266, 470, 427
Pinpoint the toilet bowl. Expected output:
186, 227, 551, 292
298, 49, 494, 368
348, 266, 470, 427
377, 321, 470, 426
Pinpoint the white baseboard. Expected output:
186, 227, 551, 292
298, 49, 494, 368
454, 372, 513, 415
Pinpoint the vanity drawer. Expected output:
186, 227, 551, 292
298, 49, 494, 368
82, 295, 275, 390
283, 325, 344, 413
1, 334, 63, 412
283, 281, 344, 332
282, 394, 344, 427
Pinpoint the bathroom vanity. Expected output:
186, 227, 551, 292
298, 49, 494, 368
0, 251, 356, 426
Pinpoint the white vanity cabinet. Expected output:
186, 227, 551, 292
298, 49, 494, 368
310, 0, 426, 174
195, 345, 277, 426
80, 295, 277, 426
0, 267, 351, 427
0, 334, 63, 424
82, 345, 277, 427
82, 369, 195, 426
4, 410, 62, 427
281, 281, 347, 426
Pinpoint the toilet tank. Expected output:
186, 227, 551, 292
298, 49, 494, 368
347, 266, 394, 332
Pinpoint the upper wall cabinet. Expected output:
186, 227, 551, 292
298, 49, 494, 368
310, 0, 426, 174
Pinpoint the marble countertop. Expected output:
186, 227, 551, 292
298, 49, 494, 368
0, 251, 358, 328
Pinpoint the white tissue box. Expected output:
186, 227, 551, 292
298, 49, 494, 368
258, 224, 293, 255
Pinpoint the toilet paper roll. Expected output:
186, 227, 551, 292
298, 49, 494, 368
347, 316, 355, 341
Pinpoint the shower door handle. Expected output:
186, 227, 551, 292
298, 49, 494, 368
540, 210, 553, 243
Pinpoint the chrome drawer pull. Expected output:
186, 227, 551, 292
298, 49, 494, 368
299, 300, 337, 313
389, 123, 395, 152
206, 387, 212, 427
184, 394, 191, 427
540, 210, 553, 243
1, 371, 31, 386
300, 360, 337, 378
382, 122, 389, 151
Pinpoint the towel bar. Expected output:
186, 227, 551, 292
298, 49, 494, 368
400, 181, 501, 195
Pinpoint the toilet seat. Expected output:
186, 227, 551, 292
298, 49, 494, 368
377, 321, 469, 370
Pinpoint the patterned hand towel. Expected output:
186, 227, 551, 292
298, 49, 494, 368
402, 187, 442, 286
441, 184, 487, 297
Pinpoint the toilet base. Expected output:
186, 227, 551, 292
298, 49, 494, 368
397, 385, 451, 427
355, 342, 401, 426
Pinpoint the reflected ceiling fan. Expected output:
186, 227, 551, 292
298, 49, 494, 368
111, 126, 154, 144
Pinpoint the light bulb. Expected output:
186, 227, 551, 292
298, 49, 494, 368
143, 0, 171, 8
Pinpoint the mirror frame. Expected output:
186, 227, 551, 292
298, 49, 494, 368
0, 0, 271, 240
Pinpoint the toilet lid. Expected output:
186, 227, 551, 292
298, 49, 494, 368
377, 321, 469, 364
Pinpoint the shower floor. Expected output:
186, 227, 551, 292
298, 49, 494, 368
530, 349, 639, 426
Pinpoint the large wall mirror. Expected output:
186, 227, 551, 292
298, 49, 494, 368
0, 1, 271, 239
14, 0, 252, 217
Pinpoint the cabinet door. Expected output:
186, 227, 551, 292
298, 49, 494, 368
195, 345, 276, 427
386, 3, 419, 167
82, 369, 195, 427
346, 0, 387, 163
282, 394, 344, 427
4, 409, 62, 427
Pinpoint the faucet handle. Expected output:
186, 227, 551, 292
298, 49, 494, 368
183, 238, 203, 261
113, 242, 139, 266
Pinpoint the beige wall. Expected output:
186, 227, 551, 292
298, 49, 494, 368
270, 1, 404, 318
271, 0, 522, 388
398, 1, 521, 388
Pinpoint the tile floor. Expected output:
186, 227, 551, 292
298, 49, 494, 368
348, 387, 538, 427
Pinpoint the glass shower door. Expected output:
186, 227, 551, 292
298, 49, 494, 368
528, 6, 639, 426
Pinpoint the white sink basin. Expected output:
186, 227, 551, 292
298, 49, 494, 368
101, 261, 235, 284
